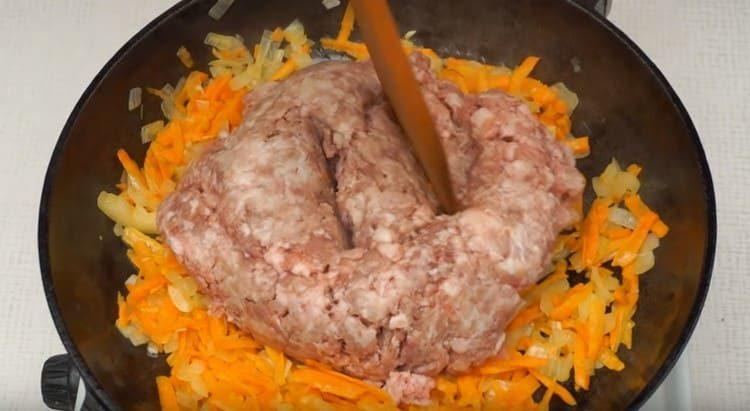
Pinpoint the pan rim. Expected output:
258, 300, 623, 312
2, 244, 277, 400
37, 1, 717, 409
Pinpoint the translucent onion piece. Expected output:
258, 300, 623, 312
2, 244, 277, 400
204, 32, 243, 51
322, 0, 341, 9
634, 250, 655, 274
128, 87, 142, 111
97, 191, 158, 234
117, 323, 149, 346
140, 120, 164, 144
642, 233, 660, 252
208, 0, 235, 20
124, 274, 138, 286
147, 342, 160, 358
284, 19, 307, 46
551, 82, 579, 114
176, 46, 194, 68
168, 285, 192, 313
608, 207, 637, 229
404, 30, 417, 40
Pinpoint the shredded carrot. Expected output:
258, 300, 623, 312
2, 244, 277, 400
509, 56, 540, 94
613, 211, 658, 267
581, 199, 611, 267
652, 220, 670, 238
506, 305, 542, 331
270, 27, 285, 42
337, 1, 355, 42
587, 296, 606, 359
549, 283, 593, 320
529, 369, 576, 406
573, 333, 590, 389
478, 355, 547, 375
626, 163, 642, 177
270, 59, 297, 81
566, 136, 590, 157
156, 377, 180, 411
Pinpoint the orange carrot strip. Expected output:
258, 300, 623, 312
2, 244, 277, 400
613, 211, 658, 267
270, 59, 297, 81
587, 296, 606, 359
626, 163, 642, 177
156, 377, 180, 411
599, 348, 625, 371
573, 333, 590, 390
652, 220, 670, 238
478, 355, 547, 375
529, 369, 576, 406
549, 283, 593, 320
581, 198, 611, 267
337, 2, 355, 42
605, 226, 632, 240
509, 56, 540, 94
506, 305, 543, 331
270, 27, 284, 42
116, 149, 147, 188
565, 136, 590, 157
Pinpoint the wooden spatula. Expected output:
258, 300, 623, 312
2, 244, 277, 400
350, 0, 459, 214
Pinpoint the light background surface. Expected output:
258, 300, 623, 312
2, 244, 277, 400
0, 0, 746, 409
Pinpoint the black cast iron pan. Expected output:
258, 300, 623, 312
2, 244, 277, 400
38, 0, 715, 409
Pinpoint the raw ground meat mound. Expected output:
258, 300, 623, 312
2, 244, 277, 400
158, 54, 584, 403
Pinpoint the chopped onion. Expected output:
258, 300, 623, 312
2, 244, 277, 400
613, 170, 640, 198
164, 332, 180, 354
284, 19, 308, 47
176, 46, 194, 68
161, 99, 181, 120
591, 158, 641, 200
322, 0, 341, 9
208, 0, 234, 20
526, 344, 548, 359
128, 87, 142, 111
168, 285, 192, 313
577, 294, 595, 321
634, 250, 655, 274
540, 280, 569, 315
404, 30, 417, 40
140, 120, 164, 144
161, 83, 175, 98
146, 342, 160, 358
204, 32, 243, 51
604, 313, 616, 334
174, 76, 186, 97
190, 375, 209, 398
124, 274, 138, 286
117, 323, 149, 346
551, 82, 579, 114
642, 233, 660, 252
209, 65, 228, 78
608, 207, 637, 229
632, 233, 660, 275
97, 191, 158, 234
228, 69, 256, 91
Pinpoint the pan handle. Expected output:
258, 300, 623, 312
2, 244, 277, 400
573, 0, 612, 17
41, 354, 103, 411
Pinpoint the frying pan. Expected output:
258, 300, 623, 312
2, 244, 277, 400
38, 0, 716, 409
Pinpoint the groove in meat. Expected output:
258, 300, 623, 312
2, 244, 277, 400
157, 54, 585, 401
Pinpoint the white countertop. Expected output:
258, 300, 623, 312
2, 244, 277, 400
0, 1, 747, 409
